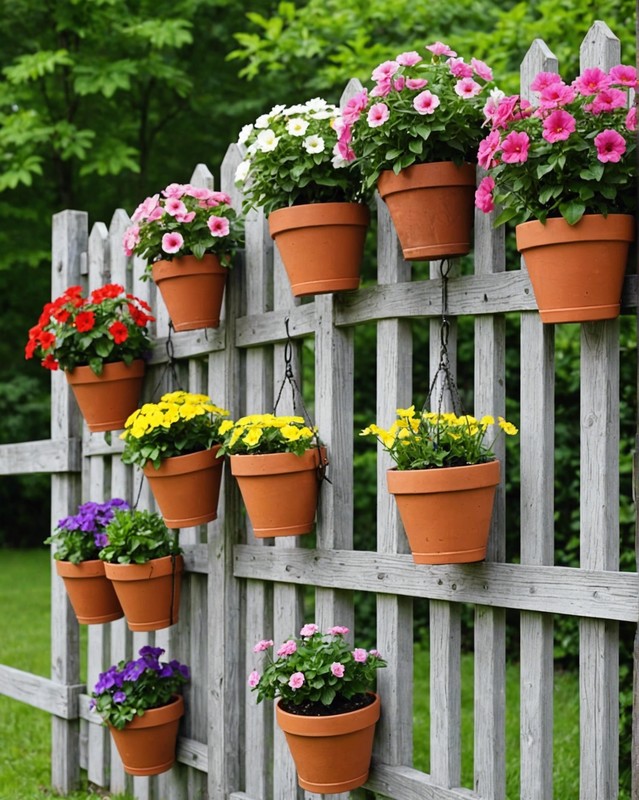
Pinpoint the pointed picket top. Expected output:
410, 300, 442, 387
190, 162, 214, 191
87, 221, 110, 291
340, 77, 364, 108
221, 142, 244, 204
580, 19, 620, 71
520, 38, 558, 101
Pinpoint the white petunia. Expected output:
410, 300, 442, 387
238, 124, 253, 145
312, 110, 335, 120
287, 118, 309, 136
256, 128, 280, 152
305, 97, 328, 112
255, 114, 270, 129
303, 135, 325, 154
269, 104, 286, 117
331, 153, 348, 169
235, 160, 251, 183
283, 104, 308, 116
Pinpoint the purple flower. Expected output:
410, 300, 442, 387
113, 691, 127, 704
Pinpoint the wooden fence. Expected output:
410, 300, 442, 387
0, 19, 637, 800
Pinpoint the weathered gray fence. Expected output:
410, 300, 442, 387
0, 19, 637, 800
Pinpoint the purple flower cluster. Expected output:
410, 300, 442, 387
56, 498, 129, 549
93, 645, 190, 698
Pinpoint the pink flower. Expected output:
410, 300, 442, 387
123, 225, 140, 257
471, 58, 493, 81
449, 58, 473, 79
327, 626, 350, 636
288, 672, 305, 690
277, 640, 297, 657
300, 623, 319, 637
425, 41, 456, 57
587, 88, 627, 113
253, 639, 273, 653
413, 90, 440, 115
454, 78, 482, 99
207, 215, 230, 237
475, 176, 495, 213
161, 232, 184, 254
492, 95, 522, 129
500, 130, 530, 163
187, 186, 213, 201
367, 102, 390, 127
530, 72, 562, 93
352, 648, 368, 663
370, 79, 392, 98
331, 662, 345, 678
131, 193, 160, 222
609, 64, 637, 88
165, 197, 188, 217
147, 206, 164, 223
369, 649, 382, 658
626, 106, 637, 132
248, 670, 260, 688
539, 82, 576, 108
175, 211, 196, 224
594, 129, 627, 163
371, 60, 399, 82
342, 90, 368, 124
477, 131, 501, 170
393, 76, 406, 92
542, 109, 576, 142
406, 78, 428, 91
210, 190, 232, 205
162, 183, 185, 198
573, 67, 612, 96
396, 51, 422, 67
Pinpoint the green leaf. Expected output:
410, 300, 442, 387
559, 200, 586, 225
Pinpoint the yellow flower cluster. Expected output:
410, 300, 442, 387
222, 413, 315, 451
121, 391, 229, 439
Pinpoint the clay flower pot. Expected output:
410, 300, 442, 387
516, 213, 635, 324
276, 694, 380, 794
143, 446, 224, 528
109, 694, 184, 776
377, 161, 476, 261
230, 447, 327, 537
152, 254, 228, 331
65, 360, 145, 432
54, 559, 123, 625
387, 460, 500, 564
268, 202, 369, 296
103, 554, 183, 631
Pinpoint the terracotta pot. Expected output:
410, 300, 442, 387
276, 694, 380, 794
65, 360, 145, 432
143, 446, 224, 528
54, 559, 123, 625
516, 214, 635, 324
387, 460, 500, 564
152, 254, 228, 331
230, 447, 327, 537
377, 161, 476, 261
268, 202, 369, 296
103, 554, 183, 631
109, 694, 184, 776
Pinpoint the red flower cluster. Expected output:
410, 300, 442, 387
26, 283, 155, 375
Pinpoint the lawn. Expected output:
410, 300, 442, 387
0, 549, 584, 799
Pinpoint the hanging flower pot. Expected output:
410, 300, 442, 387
151, 254, 228, 331
55, 559, 123, 625
268, 202, 369, 296
276, 693, 380, 794
65, 360, 145, 432
515, 214, 635, 324
387, 460, 500, 564
376, 162, 476, 261
104, 555, 183, 632
229, 447, 326, 537
143, 447, 224, 528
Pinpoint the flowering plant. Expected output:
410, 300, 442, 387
25, 284, 154, 375
120, 391, 230, 469
123, 182, 243, 271
218, 413, 318, 458
99, 508, 181, 565
248, 624, 386, 715
45, 498, 129, 564
475, 65, 638, 226
234, 97, 366, 214
91, 645, 190, 730
339, 42, 495, 189
361, 406, 518, 470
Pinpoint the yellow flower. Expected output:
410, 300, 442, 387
281, 424, 302, 441
480, 415, 495, 426
396, 405, 416, 419
243, 427, 263, 447
498, 417, 518, 436
219, 420, 234, 436
229, 427, 244, 447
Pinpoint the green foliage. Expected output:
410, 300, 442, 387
99, 508, 180, 565
218, 413, 319, 457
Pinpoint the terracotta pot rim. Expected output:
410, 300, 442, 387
55, 558, 106, 578
143, 445, 223, 477
230, 447, 327, 477
387, 459, 500, 494
110, 693, 184, 732
65, 359, 145, 382
152, 253, 228, 276
103, 554, 184, 580
516, 213, 635, 249
268, 202, 370, 235
377, 161, 476, 195
275, 693, 380, 737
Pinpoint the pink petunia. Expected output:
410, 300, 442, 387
331, 662, 345, 678
594, 129, 627, 163
162, 183, 185, 198
371, 60, 399, 82
165, 197, 188, 217
123, 225, 140, 257
147, 206, 165, 223
393, 76, 406, 92
175, 211, 196, 224
300, 623, 319, 637
477, 131, 501, 170
539, 82, 576, 108
396, 50, 422, 66
277, 640, 297, 657
542, 109, 576, 143
475, 176, 495, 214
500, 130, 530, 163
327, 626, 350, 636
413, 90, 440, 115
609, 64, 638, 88
530, 71, 562, 93
425, 41, 456, 57
161, 232, 184, 254
587, 88, 627, 114
253, 639, 274, 653
341, 90, 368, 124
471, 58, 493, 81
352, 648, 368, 663
248, 671, 260, 688
406, 78, 428, 91
455, 78, 482, 99
210, 191, 232, 205
626, 106, 637, 132
187, 186, 213, 201
367, 102, 390, 127
449, 58, 473, 79
370, 79, 392, 98
207, 216, 230, 237
491, 95, 522, 129
573, 67, 612, 96
288, 672, 305, 690
131, 193, 160, 223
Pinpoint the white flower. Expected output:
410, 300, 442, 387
312, 110, 335, 120
237, 124, 253, 145
303, 135, 325, 154
489, 87, 506, 102
306, 97, 328, 112
283, 104, 308, 116
269, 104, 286, 117
255, 114, 270, 129
235, 160, 251, 183
256, 129, 279, 152
331, 153, 348, 169
287, 117, 310, 136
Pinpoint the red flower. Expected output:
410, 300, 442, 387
25, 339, 37, 359
41, 354, 59, 370
52, 307, 71, 323
74, 311, 96, 332
108, 321, 129, 344
127, 303, 153, 327
91, 283, 124, 303
127, 294, 153, 313
38, 330, 56, 350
